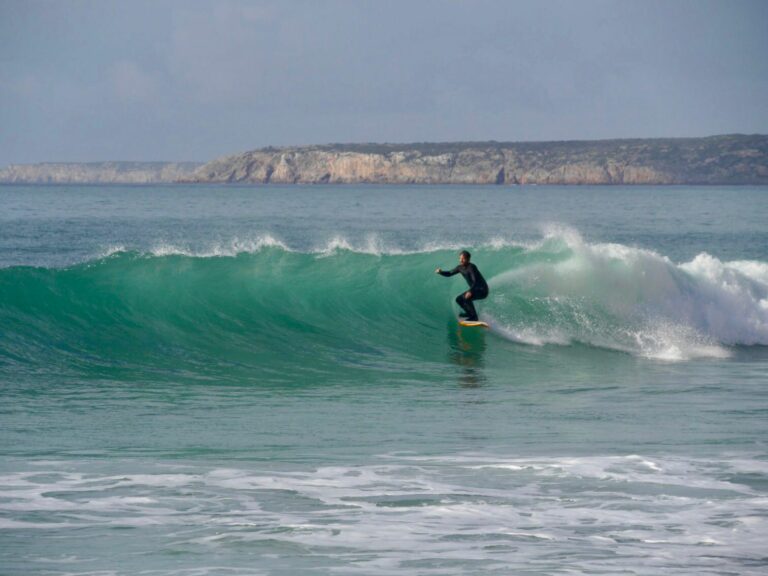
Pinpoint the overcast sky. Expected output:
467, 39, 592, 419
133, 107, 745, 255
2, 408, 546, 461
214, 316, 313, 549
1, 0, 767, 164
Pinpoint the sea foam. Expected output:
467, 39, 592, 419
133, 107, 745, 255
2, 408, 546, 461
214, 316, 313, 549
489, 229, 768, 359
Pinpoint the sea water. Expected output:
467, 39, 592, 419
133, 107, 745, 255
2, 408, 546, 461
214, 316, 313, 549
1, 184, 767, 575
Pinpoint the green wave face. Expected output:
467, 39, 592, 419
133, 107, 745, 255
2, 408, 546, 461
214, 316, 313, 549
2, 235, 767, 379
0, 247, 513, 380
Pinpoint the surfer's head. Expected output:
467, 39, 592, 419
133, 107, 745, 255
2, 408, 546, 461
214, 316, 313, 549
459, 250, 471, 265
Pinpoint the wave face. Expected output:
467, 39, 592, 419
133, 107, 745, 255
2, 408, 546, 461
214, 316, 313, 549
2, 231, 767, 376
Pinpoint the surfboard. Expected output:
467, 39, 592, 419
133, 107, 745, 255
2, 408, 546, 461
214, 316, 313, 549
458, 319, 489, 328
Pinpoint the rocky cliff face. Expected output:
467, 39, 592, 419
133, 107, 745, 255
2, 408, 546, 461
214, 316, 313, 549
0, 162, 202, 184
188, 135, 768, 185
3, 135, 766, 185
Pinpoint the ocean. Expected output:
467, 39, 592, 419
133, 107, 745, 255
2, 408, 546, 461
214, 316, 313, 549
1, 183, 767, 575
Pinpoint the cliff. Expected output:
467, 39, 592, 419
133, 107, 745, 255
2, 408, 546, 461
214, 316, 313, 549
188, 134, 768, 185
0, 162, 202, 184
3, 135, 767, 185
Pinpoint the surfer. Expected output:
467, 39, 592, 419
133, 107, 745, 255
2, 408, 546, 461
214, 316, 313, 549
435, 250, 489, 321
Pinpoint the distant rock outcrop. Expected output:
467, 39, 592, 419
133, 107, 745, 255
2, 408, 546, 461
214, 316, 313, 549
187, 134, 768, 185
0, 162, 202, 184
3, 135, 767, 185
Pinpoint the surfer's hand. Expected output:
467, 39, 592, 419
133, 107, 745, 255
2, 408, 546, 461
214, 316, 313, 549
435, 268, 441, 274
464, 291, 472, 300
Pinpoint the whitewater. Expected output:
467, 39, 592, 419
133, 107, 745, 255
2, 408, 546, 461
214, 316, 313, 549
1, 184, 767, 575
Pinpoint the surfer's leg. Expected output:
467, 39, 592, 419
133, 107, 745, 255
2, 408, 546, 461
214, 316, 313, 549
464, 299, 478, 321
474, 288, 488, 302
455, 293, 472, 318
471, 289, 489, 320
456, 293, 478, 320
462, 288, 487, 321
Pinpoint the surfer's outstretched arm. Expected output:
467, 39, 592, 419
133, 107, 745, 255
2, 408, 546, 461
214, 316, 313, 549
436, 266, 459, 277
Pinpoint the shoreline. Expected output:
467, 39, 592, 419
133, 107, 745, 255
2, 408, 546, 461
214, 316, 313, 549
3, 181, 768, 189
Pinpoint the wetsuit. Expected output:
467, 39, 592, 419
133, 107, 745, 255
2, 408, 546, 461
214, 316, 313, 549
439, 263, 489, 321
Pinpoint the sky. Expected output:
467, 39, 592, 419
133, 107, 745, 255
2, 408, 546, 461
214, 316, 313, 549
1, 0, 767, 164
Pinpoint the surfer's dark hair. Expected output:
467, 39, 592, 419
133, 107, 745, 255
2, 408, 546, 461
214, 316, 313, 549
460, 250, 471, 261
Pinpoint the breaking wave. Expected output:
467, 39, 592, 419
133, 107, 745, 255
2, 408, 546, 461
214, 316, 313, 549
1, 230, 766, 376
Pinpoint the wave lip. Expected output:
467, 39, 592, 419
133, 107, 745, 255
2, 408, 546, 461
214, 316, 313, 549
148, 234, 290, 257
488, 229, 768, 360
91, 234, 534, 261
679, 253, 768, 345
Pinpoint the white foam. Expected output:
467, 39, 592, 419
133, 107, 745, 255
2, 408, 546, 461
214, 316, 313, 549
148, 235, 290, 257
315, 235, 468, 256
489, 230, 768, 359
679, 253, 768, 345
3, 454, 767, 574
484, 236, 530, 250
96, 234, 537, 261
540, 222, 586, 247
99, 244, 128, 258
313, 235, 409, 257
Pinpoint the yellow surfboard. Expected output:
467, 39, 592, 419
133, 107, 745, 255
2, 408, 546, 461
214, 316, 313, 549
458, 319, 489, 328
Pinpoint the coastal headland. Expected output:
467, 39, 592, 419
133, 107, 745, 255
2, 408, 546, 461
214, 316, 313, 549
2, 134, 767, 185
0, 161, 202, 185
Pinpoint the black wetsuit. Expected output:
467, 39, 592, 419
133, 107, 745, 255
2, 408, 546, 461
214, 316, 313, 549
439, 263, 489, 321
